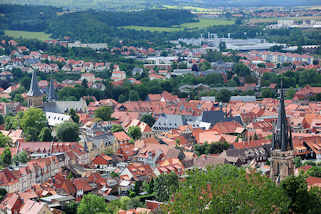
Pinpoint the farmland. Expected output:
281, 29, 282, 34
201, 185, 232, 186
4, 30, 52, 41
122, 18, 235, 32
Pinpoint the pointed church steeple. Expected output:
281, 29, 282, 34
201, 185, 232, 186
270, 79, 294, 184
26, 70, 44, 107
272, 80, 293, 152
48, 78, 56, 102
27, 70, 42, 97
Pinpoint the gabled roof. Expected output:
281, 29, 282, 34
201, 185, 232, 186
43, 99, 87, 114
202, 111, 243, 126
20, 199, 47, 214
113, 131, 131, 142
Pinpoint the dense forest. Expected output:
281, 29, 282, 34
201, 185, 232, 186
0, 4, 61, 31
0, 5, 199, 46
0, 5, 196, 30
52, 9, 197, 28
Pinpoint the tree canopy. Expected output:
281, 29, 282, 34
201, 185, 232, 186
111, 124, 123, 133
77, 194, 107, 214
0, 132, 12, 148
94, 106, 113, 121
140, 114, 156, 127
166, 165, 290, 214
20, 108, 48, 141
281, 175, 321, 214
127, 126, 142, 140
39, 127, 53, 142
0, 147, 11, 166
154, 172, 179, 202
56, 121, 79, 142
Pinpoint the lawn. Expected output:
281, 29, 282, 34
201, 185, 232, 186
181, 18, 234, 28
4, 30, 52, 41
122, 18, 235, 32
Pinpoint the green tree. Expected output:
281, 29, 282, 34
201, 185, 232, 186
118, 94, 127, 103
81, 79, 88, 88
154, 172, 179, 202
39, 127, 53, 142
13, 94, 24, 103
281, 175, 321, 214
94, 106, 113, 121
1, 147, 11, 166
129, 90, 140, 101
0, 133, 12, 147
69, 109, 80, 123
56, 121, 79, 142
0, 188, 7, 201
216, 89, 231, 103
307, 166, 321, 177
17, 151, 29, 163
20, 108, 48, 141
77, 194, 107, 214
128, 126, 142, 140
261, 88, 275, 98
143, 178, 154, 194
140, 114, 156, 127
200, 61, 211, 71
4, 116, 15, 130
294, 157, 302, 168
166, 165, 290, 214
133, 181, 142, 196
286, 87, 296, 100
62, 201, 78, 214
232, 63, 251, 77
0, 114, 4, 125
111, 124, 123, 133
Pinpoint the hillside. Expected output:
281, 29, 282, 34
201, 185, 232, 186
1, 0, 321, 10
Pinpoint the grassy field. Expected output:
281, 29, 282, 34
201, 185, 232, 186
4, 30, 52, 41
122, 18, 235, 32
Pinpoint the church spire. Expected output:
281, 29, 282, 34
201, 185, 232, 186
27, 70, 42, 97
272, 79, 293, 151
48, 77, 56, 102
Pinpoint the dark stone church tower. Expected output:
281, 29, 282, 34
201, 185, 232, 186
26, 70, 44, 107
270, 81, 294, 184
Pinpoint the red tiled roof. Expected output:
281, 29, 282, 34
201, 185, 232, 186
306, 176, 321, 188
92, 155, 112, 165
73, 178, 94, 192
113, 131, 131, 141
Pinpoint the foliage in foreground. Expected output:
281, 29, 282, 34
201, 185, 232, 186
165, 165, 289, 214
165, 165, 321, 214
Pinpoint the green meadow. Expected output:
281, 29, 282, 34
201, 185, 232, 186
122, 18, 235, 32
5, 30, 52, 41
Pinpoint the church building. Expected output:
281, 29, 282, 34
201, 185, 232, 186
26, 71, 88, 126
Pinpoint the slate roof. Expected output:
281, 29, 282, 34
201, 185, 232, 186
43, 99, 87, 114
27, 70, 42, 97
152, 114, 186, 131
47, 78, 56, 101
272, 84, 293, 152
230, 96, 256, 102
201, 111, 243, 126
